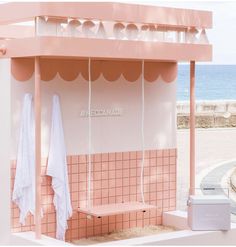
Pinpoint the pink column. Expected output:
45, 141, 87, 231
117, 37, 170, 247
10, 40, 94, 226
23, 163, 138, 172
35, 56, 41, 239
190, 61, 196, 195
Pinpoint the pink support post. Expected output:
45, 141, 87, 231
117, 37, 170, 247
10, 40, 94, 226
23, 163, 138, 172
35, 56, 41, 239
190, 61, 196, 195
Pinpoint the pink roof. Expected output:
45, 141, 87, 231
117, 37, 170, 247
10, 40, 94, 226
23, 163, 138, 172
0, 2, 212, 28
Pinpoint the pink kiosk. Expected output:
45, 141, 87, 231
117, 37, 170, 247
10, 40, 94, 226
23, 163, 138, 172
0, 2, 212, 244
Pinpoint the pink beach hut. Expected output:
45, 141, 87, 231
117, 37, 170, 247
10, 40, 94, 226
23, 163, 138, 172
0, 2, 212, 244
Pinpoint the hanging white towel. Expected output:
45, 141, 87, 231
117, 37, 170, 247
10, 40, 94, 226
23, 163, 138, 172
12, 93, 35, 225
47, 94, 72, 240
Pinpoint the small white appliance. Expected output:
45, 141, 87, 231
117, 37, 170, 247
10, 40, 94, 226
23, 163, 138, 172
188, 194, 231, 231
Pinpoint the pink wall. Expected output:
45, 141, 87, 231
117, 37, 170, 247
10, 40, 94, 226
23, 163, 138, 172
10, 60, 177, 241
11, 148, 176, 241
11, 61, 177, 158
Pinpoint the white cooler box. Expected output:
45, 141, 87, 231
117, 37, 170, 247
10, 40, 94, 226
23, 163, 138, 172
188, 195, 231, 231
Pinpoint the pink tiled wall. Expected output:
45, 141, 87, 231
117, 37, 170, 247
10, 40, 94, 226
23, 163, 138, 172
11, 148, 177, 242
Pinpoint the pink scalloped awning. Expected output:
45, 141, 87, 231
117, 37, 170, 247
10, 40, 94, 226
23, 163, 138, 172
11, 58, 177, 83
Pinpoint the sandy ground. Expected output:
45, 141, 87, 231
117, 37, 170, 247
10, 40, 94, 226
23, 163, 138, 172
72, 225, 176, 245
177, 128, 236, 210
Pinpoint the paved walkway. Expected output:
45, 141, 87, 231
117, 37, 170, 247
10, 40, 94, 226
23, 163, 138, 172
177, 128, 236, 211
200, 160, 236, 214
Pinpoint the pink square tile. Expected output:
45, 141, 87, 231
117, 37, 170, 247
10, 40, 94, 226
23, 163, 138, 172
130, 185, 137, 194
79, 155, 87, 163
130, 168, 136, 177
130, 151, 137, 160
109, 188, 116, 196
94, 171, 102, 180
122, 169, 129, 178
94, 217, 102, 226
170, 157, 176, 165
71, 192, 79, 201
108, 170, 115, 179
93, 189, 102, 199
163, 190, 170, 198
150, 183, 156, 192
163, 182, 169, 190
156, 157, 163, 166
101, 188, 108, 197
163, 157, 169, 165
130, 220, 137, 228
170, 164, 176, 173
144, 167, 150, 176
94, 198, 102, 205
71, 220, 79, 229
123, 186, 129, 196
116, 169, 122, 178
115, 222, 123, 230
109, 215, 116, 223
94, 163, 102, 172
71, 165, 79, 174
144, 218, 150, 226
102, 216, 109, 225
129, 212, 137, 221
101, 180, 108, 189
123, 160, 129, 169
150, 217, 157, 225
94, 226, 102, 236
130, 194, 137, 201
87, 218, 94, 227
170, 173, 176, 182
109, 161, 116, 170
79, 228, 86, 238
116, 214, 123, 223
71, 156, 78, 164
123, 195, 129, 202
115, 178, 122, 187
115, 152, 122, 161
115, 196, 123, 203
130, 177, 137, 186
123, 221, 130, 229
150, 150, 156, 158
115, 187, 122, 196
102, 224, 109, 234
72, 174, 79, 183
109, 196, 116, 203
130, 160, 136, 168
109, 179, 116, 188
170, 149, 176, 157
109, 153, 116, 161
137, 220, 143, 227
92, 180, 101, 189
109, 223, 116, 232
163, 149, 170, 157
87, 227, 94, 237
116, 161, 122, 169
123, 152, 129, 160
79, 164, 87, 173
170, 198, 176, 207
102, 197, 109, 204
157, 150, 163, 157
101, 171, 109, 180
94, 153, 101, 163
102, 162, 109, 171
170, 190, 176, 198
170, 181, 176, 190
102, 153, 109, 162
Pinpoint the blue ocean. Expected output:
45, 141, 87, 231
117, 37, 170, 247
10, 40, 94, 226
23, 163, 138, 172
177, 65, 236, 101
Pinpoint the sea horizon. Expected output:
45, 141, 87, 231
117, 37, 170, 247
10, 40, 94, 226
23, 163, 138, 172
177, 64, 236, 101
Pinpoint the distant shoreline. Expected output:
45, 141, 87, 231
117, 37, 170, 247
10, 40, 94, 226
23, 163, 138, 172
177, 100, 236, 129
